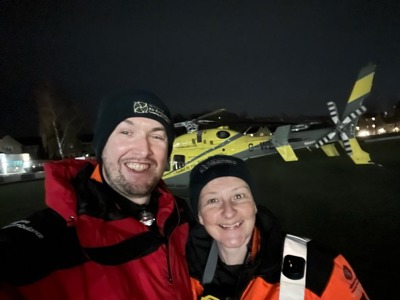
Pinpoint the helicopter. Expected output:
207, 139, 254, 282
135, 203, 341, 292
162, 64, 376, 189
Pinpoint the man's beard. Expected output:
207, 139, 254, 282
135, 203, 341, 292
103, 160, 159, 200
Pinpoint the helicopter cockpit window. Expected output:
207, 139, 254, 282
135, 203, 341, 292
216, 130, 230, 139
172, 154, 185, 171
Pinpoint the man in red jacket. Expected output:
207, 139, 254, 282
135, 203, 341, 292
0, 90, 194, 300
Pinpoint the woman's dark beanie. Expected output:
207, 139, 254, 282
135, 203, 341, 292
189, 155, 256, 216
92, 90, 175, 162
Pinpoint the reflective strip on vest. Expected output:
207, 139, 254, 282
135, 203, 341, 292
279, 234, 310, 300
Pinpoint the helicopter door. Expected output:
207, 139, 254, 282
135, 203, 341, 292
172, 154, 186, 171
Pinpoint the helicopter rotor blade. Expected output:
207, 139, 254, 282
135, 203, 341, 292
195, 108, 227, 121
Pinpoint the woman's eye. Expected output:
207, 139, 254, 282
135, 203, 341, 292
234, 193, 244, 200
206, 198, 218, 204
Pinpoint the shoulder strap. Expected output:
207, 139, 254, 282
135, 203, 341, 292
279, 234, 310, 300
202, 240, 218, 284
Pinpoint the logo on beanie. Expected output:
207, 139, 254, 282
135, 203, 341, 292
199, 157, 237, 173
133, 101, 171, 124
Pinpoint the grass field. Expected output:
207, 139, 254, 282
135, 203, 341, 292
1, 137, 399, 299
246, 138, 400, 300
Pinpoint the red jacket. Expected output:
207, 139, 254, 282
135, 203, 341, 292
0, 159, 194, 300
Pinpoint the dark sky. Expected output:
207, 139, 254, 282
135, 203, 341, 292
1, 0, 400, 138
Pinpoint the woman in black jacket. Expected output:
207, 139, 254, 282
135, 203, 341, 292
187, 155, 369, 300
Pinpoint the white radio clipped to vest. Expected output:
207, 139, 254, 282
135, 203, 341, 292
279, 234, 310, 300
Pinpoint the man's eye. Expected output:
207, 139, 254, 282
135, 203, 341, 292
152, 134, 166, 141
120, 130, 130, 135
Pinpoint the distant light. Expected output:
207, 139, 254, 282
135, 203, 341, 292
0, 153, 31, 175
356, 126, 360, 131
372, 117, 376, 121
377, 128, 386, 134
394, 127, 399, 133
357, 130, 370, 137
372, 124, 376, 128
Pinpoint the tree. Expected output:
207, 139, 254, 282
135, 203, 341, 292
35, 82, 86, 159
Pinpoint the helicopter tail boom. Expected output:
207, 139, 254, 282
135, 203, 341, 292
315, 64, 376, 164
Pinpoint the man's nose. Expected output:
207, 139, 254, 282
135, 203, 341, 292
130, 134, 151, 157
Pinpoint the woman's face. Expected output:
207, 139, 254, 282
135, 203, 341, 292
198, 176, 257, 249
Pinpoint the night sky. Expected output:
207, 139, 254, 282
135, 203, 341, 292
1, 0, 399, 138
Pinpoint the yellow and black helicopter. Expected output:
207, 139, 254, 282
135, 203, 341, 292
163, 64, 376, 189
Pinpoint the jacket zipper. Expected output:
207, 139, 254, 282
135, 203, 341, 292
166, 198, 182, 284
166, 243, 173, 283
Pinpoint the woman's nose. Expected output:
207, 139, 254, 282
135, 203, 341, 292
221, 201, 236, 218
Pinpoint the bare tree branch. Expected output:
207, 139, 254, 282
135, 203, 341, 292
35, 82, 86, 159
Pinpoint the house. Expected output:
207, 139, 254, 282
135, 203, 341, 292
0, 135, 23, 154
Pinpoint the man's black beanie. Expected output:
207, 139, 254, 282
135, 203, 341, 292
92, 90, 175, 162
189, 155, 256, 216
